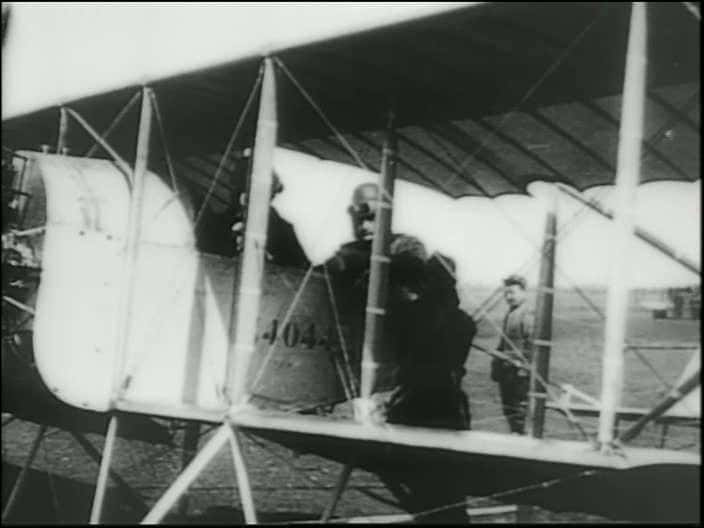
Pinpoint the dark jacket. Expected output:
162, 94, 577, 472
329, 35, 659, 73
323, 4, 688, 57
325, 237, 476, 429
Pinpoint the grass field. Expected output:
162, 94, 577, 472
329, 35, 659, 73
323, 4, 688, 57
2, 286, 700, 524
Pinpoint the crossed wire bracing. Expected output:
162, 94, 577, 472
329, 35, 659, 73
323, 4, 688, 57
3, 15, 697, 447
2, 2, 701, 521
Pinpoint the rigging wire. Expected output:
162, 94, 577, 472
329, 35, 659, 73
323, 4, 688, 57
193, 64, 264, 228
553, 269, 677, 393
472, 316, 593, 441
323, 265, 359, 398
419, 121, 610, 321
84, 89, 142, 158
385, 140, 606, 438
473, 184, 605, 318
444, 8, 605, 192
149, 90, 180, 195
464, 186, 692, 418
420, 127, 548, 251
219, 55, 382, 402
424, 135, 692, 435
247, 265, 317, 395
264, 465, 603, 525
274, 57, 369, 172
117, 69, 264, 387
266, 49, 614, 421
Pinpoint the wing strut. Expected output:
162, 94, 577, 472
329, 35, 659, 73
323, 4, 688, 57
598, 2, 648, 451
1, 424, 47, 521
111, 86, 154, 402
527, 192, 557, 438
55, 107, 68, 154
619, 367, 700, 443
226, 57, 277, 406
355, 111, 396, 422
64, 107, 134, 186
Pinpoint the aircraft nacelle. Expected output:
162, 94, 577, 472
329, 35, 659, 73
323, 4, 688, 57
3, 151, 372, 418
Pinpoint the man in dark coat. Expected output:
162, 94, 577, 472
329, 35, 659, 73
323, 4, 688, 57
325, 183, 476, 523
386, 251, 475, 431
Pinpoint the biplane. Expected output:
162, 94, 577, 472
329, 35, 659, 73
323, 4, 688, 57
1, 2, 700, 524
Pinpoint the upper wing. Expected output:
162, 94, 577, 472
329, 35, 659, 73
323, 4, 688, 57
1, 3, 699, 202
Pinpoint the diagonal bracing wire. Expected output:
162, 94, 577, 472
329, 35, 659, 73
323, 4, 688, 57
469, 189, 609, 321
549, 263, 677, 393
148, 90, 180, 194
323, 266, 359, 398
117, 69, 265, 388
247, 52, 612, 428
193, 64, 265, 228
270, 50, 602, 414
228, 55, 387, 402
273, 57, 369, 172
442, 8, 605, 192
84, 89, 142, 158
247, 266, 317, 395
300, 466, 601, 524
467, 299, 594, 440
425, 116, 686, 433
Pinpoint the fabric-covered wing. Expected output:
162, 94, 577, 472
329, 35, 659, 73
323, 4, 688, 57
2, 3, 699, 204
233, 408, 700, 523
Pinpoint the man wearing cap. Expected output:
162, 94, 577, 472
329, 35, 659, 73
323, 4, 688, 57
325, 183, 474, 427
492, 274, 534, 435
323, 183, 428, 401
325, 183, 475, 523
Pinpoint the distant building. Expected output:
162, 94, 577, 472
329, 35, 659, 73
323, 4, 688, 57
637, 285, 701, 320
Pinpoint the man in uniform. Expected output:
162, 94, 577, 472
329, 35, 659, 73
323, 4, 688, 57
491, 274, 534, 435
325, 183, 475, 523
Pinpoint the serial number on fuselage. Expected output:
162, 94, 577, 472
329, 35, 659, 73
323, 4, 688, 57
258, 318, 350, 351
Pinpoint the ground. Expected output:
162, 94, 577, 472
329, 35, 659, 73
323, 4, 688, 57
2, 291, 700, 524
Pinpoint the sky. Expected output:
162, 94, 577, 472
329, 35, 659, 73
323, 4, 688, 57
2, 3, 701, 288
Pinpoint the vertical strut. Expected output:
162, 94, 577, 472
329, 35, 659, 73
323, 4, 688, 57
142, 424, 230, 524
89, 415, 119, 524
56, 107, 68, 154
228, 427, 257, 523
320, 464, 354, 521
70, 430, 147, 514
226, 57, 277, 406
111, 86, 153, 401
356, 111, 396, 421
598, 2, 648, 450
619, 369, 700, 443
527, 192, 558, 438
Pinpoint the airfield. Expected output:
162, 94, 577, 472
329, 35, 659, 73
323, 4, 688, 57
3, 287, 699, 524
